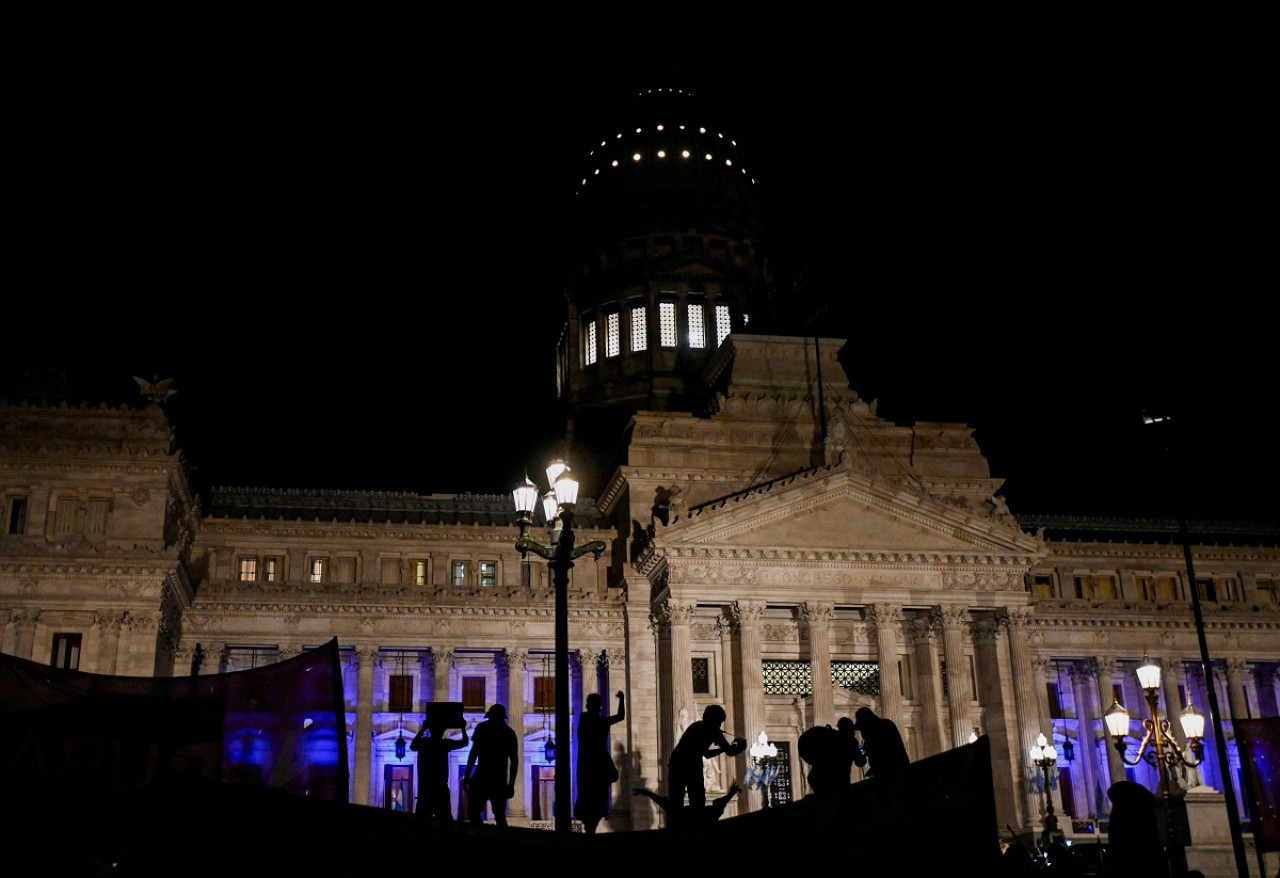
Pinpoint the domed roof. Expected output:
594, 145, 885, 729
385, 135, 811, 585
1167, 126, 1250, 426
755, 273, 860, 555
571, 87, 766, 247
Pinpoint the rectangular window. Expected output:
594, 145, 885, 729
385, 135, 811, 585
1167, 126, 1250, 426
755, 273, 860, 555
630, 305, 648, 352
85, 498, 109, 536
534, 675, 555, 711
687, 303, 706, 349
1214, 577, 1241, 602
389, 674, 414, 712
263, 556, 279, 582
1137, 575, 1156, 601
1258, 578, 1278, 605
54, 497, 78, 535
239, 557, 258, 581
334, 557, 356, 583
692, 657, 710, 694
309, 558, 325, 583
413, 560, 428, 586
462, 676, 487, 712
714, 303, 731, 347
6, 496, 28, 534
480, 561, 497, 587
1031, 574, 1054, 597
51, 633, 82, 670
585, 319, 598, 365
1155, 575, 1178, 601
452, 561, 468, 587
605, 312, 620, 358
1196, 578, 1216, 602
380, 559, 401, 584
1047, 682, 1063, 719
659, 302, 677, 347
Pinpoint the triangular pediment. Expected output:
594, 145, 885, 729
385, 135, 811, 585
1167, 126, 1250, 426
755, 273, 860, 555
664, 466, 1039, 556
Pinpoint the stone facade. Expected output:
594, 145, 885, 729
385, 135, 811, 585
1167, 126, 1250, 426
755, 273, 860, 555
3, 337, 1278, 878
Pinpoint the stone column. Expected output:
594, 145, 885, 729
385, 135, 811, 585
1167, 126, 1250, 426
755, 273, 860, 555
1029, 656, 1066, 823
972, 616, 1017, 829
172, 643, 196, 677
934, 605, 974, 747
660, 601, 696, 753
1224, 659, 1250, 720
911, 614, 946, 756
1093, 658, 1127, 788
731, 600, 766, 813
95, 613, 123, 675
504, 649, 528, 820
866, 605, 903, 728
353, 647, 377, 806
12, 610, 39, 661
1000, 608, 1041, 828
434, 648, 453, 703
1068, 661, 1102, 818
801, 602, 835, 729
419, 650, 435, 714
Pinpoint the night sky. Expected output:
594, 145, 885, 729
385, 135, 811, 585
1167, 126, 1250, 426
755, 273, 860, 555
8, 7, 1277, 522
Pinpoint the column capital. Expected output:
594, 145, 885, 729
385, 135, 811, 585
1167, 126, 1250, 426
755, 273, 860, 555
730, 600, 766, 627
355, 647, 379, 665
1068, 661, 1096, 686
799, 602, 834, 627
996, 606, 1034, 629
507, 648, 529, 668
1093, 657, 1119, 678
656, 601, 695, 626
865, 604, 902, 629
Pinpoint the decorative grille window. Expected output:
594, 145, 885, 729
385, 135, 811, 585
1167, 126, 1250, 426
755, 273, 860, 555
659, 302, 677, 347
630, 305, 647, 351
763, 659, 812, 694
585, 320, 598, 365
714, 304, 731, 347
687, 302, 706, 349
692, 657, 710, 694
832, 661, 880, 696
605, 312, 620, 357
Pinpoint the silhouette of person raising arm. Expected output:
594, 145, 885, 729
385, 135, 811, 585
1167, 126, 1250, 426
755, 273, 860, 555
574, 690, 625, 834
463, 704, 518, 827
409, 711, 468, 821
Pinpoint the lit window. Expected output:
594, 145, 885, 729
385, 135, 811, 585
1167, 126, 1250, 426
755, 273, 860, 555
264, 557, 279, 582
687, 303, 706, 349
452, 561, 468, 587
480, 561, 497, 587
51, 633, 82, 670
605, 312, 620, 358
239, 558, 258, 581
1257, 578, 1278, 604
714, 304, 731, 347
309, 558, 325, 583
630, 305, 647, 352
413, 560, 428, 586
681, 149, 690, 159
659, 302, 677, 347
54, 498, 77, 535
585, 320, 598, 365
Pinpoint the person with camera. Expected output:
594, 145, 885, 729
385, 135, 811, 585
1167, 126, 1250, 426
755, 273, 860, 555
665, 704, 747, 819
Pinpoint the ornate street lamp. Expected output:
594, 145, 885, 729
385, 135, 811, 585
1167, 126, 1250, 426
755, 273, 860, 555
1103, 655, 1206, 877
1030, 732, 1061, 849
512, 461, 607, 835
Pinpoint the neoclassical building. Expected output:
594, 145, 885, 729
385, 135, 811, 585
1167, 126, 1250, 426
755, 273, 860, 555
2, 87, 1277, 875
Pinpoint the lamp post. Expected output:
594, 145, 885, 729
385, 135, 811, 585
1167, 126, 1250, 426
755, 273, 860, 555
1030, 732, 1061, 850
1104, 655, 1206, 877
512, 460, 606, 836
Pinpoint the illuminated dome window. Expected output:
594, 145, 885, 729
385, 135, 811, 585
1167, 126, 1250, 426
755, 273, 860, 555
636, 128, 642, 133
656, 124, 664, 131
616, 133, 622, 139
725, 159, 732, 166
632, 153, 642, 162
594, 169, 600, 175
681, 150, 690, 158
718, 133, 724, 139
657, 150, 666, 158
611, 160, 619, 167
699, 127, 706, 134
704, 153, 713, 160
679, 124, 686, 130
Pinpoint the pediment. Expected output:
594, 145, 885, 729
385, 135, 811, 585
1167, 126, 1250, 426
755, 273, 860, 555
664, 467, 1038, 556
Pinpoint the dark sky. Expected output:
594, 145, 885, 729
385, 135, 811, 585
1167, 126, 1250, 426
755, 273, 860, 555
8, 7, 1277, 521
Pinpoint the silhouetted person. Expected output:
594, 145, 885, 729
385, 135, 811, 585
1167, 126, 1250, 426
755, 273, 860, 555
801, 716, 867, 794
409, 713, 468, 820
667, 704, 747, 813
574, 690, 625, 834
853, 706, 909, 779
633, 780, 741, 828
463, 704, 518, 827
1106, 780, 1166, 878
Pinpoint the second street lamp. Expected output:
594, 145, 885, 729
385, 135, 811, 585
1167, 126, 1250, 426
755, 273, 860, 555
1030, 732, 1061, 850
1103, 655, 1206, 877
512, 461, 606, 836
